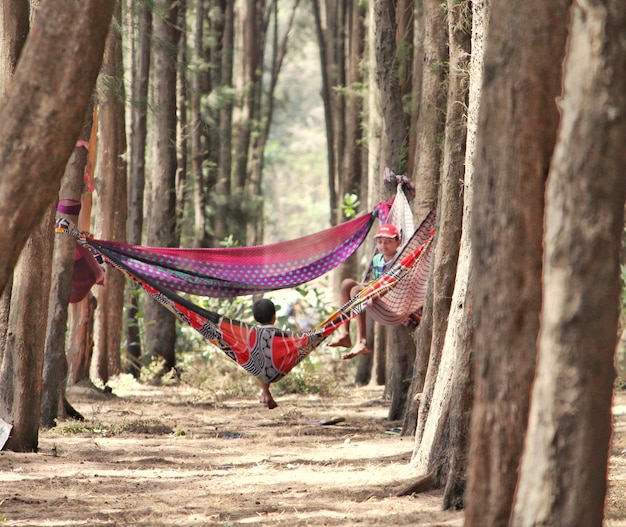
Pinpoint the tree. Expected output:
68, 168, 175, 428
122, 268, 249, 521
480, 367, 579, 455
40, 111, 93, 427
0, 0, 114, 451
124, 0, 153, 377
465, 0, 573, 523
143, 0, 181, 373
372, 0, 418, 420
0, 0, 115, 299
91, 3, 128, 384
511, 1, 626, 523
406, 0, 470, 491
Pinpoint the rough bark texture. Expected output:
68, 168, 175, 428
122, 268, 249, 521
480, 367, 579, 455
441, 0, 490, 509
0, 0, 115, 297
466, 0, 573, 524
1, 207, 55, 452
373, 0, 418, 420
411, 0, 469, 472
125, 0, 152, 377
0, 0, 29, 95
411, 0, 446, 218
144, 0, 181, 372
214, 0, 234, 243
402, 0, 447, 437
511, 1, 626, 524
92, 4, 128, 383
40, 110, 93, 428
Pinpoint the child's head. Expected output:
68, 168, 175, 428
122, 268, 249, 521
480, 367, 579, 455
252, 298, 276, 325
375, 223, 402, 260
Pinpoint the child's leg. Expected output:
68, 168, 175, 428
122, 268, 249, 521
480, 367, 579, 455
259, 380, 278, 409
328, 278, 361, 347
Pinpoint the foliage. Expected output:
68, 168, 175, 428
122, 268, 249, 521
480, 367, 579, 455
55, 418, 172, 437
341, 193, 360, 219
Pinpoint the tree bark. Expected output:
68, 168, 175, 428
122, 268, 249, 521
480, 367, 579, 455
1, 207, 55, 452
91, 3, 128, 384
409, 0, 469, 485
125, 0, 152, 378
441, 0, 490, 509
40, 110, 93, 428
144, 0, 181, 373
465, 0, 572, 524
511, 1, 626, 524
0, 0, 115, 298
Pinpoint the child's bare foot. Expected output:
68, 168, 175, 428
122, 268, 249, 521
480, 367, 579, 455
260, 392, 278, 409
342, 340, 371, 360
328, 333, 352, 348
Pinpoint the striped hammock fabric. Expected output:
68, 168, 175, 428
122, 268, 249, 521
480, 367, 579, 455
62, 205, 387, 299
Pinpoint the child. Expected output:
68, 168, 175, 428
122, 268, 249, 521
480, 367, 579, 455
252, 298, 280, 409
328, 223, 402, 359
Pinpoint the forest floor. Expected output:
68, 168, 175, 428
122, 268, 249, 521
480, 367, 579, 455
1, 377, 625, 526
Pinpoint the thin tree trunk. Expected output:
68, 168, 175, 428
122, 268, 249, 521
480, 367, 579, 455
66, 113, 99, 384
92, 4, 128, 383
409, 0, 469, 481
40, 109, 93, 427
190, 0, 208, 247
214, 0, 234, 242
125, 0, 152, 378
511, 1, 626, 524
144, 0, 181, 372
411, 0, 446, 218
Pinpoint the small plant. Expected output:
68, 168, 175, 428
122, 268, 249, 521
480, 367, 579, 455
341, 193, 360, 219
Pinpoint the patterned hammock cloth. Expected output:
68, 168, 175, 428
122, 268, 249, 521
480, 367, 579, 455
56, 209, 435, 383
68, 206, 387, 299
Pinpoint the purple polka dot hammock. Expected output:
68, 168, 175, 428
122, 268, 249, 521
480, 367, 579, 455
55, 201, 435, 384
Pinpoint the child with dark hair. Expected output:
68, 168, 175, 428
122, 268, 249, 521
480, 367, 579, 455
252, 298, 279, 409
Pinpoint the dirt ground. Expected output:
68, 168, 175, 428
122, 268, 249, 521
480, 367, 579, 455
1, 378, 625, 526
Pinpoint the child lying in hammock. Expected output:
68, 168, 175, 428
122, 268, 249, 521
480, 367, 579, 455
251, 298, 281, 409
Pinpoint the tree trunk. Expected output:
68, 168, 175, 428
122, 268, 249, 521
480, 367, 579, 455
214, 0, 234, 243
190, 0, 208, 247
511, 1, 626, 524
125, 0, 152, 378
411, 0, 446, 218
91, 3, 128, 384
0, 0, 29, 372
409, 0, 469, 483
1, 207, 55, 452
176, 0, 187, 243
403, 0, 447, 436
441, 0, 491, 509
40, 110, 93, 428
0, 0, 29, 95
144, 0, 181, 373
0, 0, 115, 298
465, 0, 572, 524
66, 113, 99, 384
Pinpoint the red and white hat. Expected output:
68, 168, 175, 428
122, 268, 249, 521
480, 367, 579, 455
375, 223, 399, 239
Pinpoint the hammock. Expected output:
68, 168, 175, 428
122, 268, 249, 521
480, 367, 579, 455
55, 209, 436, 384
64, 204, 391, 300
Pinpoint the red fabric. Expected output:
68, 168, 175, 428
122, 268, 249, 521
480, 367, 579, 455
70, 244, 104, 303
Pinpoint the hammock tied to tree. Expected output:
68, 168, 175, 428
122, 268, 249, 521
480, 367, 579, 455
55, 194, 435, 385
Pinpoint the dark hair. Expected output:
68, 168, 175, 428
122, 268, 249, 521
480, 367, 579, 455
252, 298, 276, 324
